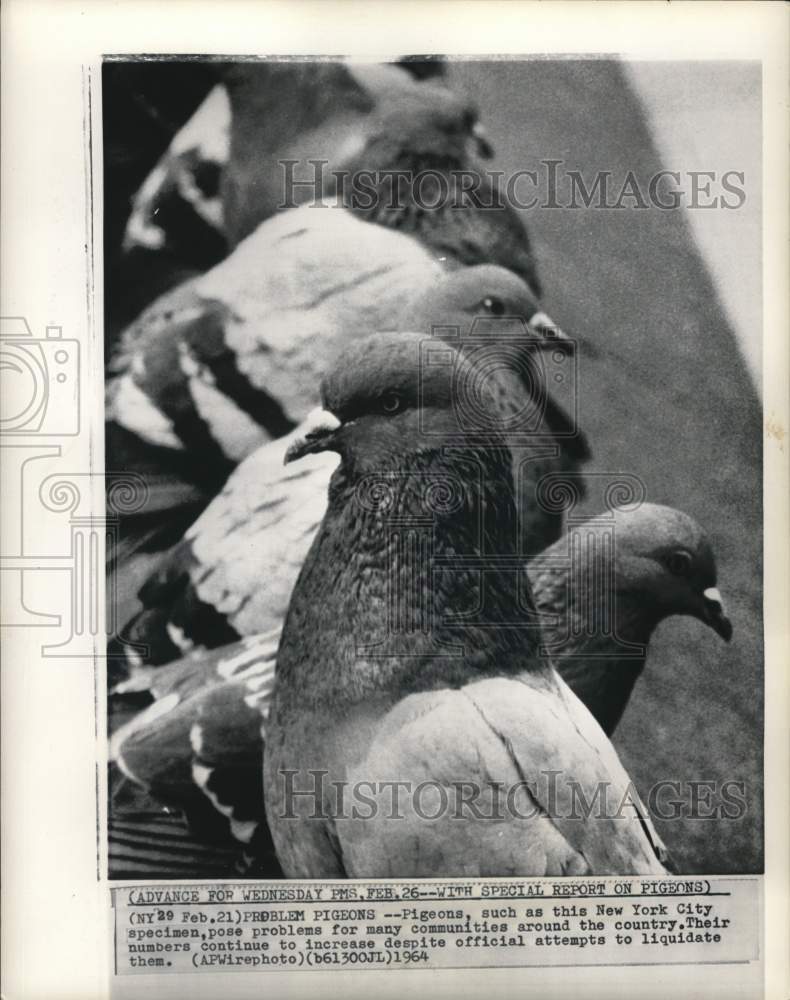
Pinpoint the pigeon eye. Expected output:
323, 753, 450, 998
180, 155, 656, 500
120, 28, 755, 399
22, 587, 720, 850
380, 392, 403, 415
481, 296, 506, 316
665, 550, 693, 577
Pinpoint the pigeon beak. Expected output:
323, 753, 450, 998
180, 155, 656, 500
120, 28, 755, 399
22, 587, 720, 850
527, 314, 602, 360
520, 313, 590, 461
284, 408, 342, 465
528, 312, 570, 343
699, 586, 733, 642
471, 121, 495, 160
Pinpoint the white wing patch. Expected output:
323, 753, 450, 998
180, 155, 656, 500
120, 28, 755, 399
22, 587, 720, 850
109, 375, 184, 450
191, 763, 259, 845
167, 622, 195, 654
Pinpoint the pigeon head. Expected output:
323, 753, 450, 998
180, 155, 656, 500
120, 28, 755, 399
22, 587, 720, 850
357, 87, 493, 167
284, 332, 515, 472
599, 503, 732, 642
395, 265, 584, 455
396, 264, 558, 337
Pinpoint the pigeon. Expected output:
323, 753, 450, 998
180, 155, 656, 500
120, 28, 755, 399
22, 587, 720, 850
221, 61, 463, 248
107, 85, 541, 481
112, 266, 587, 665
107, 202, 441, 480
104, 201, 444, 607
110, 630, 280, 871
262, 331, 667, 877
110, 503, 729, 873
534, 503, 733, 735
121, 59, 452, 276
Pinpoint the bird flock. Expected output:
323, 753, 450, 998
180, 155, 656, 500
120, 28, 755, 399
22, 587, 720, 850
107, 60, 732, 880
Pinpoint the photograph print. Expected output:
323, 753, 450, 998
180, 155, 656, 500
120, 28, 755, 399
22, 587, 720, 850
103, 55, 763, 881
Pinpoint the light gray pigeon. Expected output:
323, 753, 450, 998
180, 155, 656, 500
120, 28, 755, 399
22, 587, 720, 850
108, 202, 443, 473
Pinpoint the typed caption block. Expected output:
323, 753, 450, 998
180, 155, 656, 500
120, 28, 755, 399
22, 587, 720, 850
112, 876, 759, 974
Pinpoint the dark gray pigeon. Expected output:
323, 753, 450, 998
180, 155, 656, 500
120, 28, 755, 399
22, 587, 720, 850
534, 503, 732, 735
221, 61, 465, 248
262, 331, 667, 877
110, 503, 730, 874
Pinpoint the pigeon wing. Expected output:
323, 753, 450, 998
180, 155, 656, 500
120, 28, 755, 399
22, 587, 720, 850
338, 673, 667, 877
108, 204, 441, 465
112, 633, 277, 847
118, 431, 336, 664
186, 435, 337, 640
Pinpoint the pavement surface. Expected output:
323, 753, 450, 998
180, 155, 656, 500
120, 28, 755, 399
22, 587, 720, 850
449, 58, 763, 874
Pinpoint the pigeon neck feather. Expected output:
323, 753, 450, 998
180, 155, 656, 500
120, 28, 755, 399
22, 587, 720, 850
276, 442, 549, 711
531, 566, 662, 737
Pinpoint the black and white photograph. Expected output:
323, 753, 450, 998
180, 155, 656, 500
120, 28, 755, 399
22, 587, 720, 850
1, 3, 787, 998
104, 55, 762, 881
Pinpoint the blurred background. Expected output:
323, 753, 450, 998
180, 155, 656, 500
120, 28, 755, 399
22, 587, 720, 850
104, 57, 763, 875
